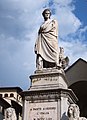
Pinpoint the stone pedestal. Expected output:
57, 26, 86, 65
22, 68, 78, 120
30, 68, 67, 91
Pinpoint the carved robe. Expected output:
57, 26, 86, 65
35, 19, 59, 66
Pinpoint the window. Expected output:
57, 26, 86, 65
4, 94, 8, 97
10, 93, 14, 97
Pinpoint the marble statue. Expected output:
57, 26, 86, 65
34, 8, 59, 69
5, 107, 17, 120
68, 104, 87, 120
59, 47, 69, 69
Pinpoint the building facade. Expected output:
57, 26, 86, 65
0, 87, 23, 120
66, 58, 87, 117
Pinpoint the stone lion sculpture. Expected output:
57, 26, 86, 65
5, 107, 17, 120
67, 104, 87, 120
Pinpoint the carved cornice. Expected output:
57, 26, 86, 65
22, 88, 78, 103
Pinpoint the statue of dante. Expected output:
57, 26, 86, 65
35, 8, 59, 69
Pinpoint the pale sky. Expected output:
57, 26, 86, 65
0, 0, 87, 90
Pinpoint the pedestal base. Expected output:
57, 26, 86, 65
22, 88, 77, 120
22, 68, 78, 120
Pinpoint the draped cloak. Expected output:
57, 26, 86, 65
35, 19, 59, 65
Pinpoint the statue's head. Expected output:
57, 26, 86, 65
59, 47, 64, 53
5, 107, 17, 120
42, 8, 51, 19
67, 104, 80, 119
6, 108, 13, 118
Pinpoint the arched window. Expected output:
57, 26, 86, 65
10, 93, 14, 97
4, 94, 8, 97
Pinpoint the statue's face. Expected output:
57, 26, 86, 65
7, 110, 12, 118
68, 106, 74, 115
44, 10, 50, 19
